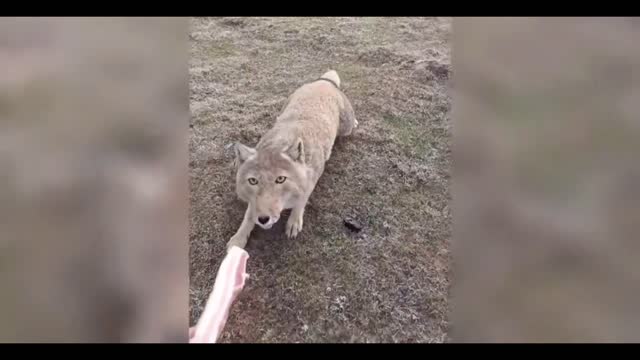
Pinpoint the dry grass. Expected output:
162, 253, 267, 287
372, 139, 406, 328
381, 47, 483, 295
189, 17, 451, 343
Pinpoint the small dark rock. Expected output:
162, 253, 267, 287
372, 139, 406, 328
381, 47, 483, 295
344, 217, 363, 232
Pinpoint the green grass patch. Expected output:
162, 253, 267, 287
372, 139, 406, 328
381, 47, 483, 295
383, 113, 433, 159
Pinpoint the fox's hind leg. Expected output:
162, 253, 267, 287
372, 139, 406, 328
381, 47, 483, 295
337, 92, 358, 136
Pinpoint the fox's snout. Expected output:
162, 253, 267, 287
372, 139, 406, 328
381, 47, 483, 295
254, 198, 283, 229
254, 213, 280, 229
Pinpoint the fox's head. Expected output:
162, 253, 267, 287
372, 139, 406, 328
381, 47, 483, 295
233, 138, 307, 229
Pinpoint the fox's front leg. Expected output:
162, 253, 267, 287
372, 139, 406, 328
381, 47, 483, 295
227, 205, 255, 251
286, 189, 313, 239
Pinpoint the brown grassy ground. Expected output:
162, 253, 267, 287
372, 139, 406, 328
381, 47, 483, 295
189, 17, 452, 343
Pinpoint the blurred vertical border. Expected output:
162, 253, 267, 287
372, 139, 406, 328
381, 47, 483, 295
0, 17, 189, 342
452, 17, 640, 342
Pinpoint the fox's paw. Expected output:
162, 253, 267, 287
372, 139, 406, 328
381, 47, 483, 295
227, 233, 248, 252
286, 212, 304, 239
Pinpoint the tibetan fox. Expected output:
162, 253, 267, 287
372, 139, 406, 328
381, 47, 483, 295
228, 70, 358, 251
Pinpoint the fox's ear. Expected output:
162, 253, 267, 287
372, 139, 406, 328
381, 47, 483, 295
284, 138, 305, 163
234, 142, 256, 167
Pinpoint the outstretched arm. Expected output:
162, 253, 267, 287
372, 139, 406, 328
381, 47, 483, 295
189, 246, 250, 343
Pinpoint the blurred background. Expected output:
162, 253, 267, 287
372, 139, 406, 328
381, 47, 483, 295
0, 17, 189, 342
452, 17, 640, 342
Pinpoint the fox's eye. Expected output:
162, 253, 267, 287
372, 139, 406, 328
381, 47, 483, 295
275, 176, 287, 184
248, 177, 258, 185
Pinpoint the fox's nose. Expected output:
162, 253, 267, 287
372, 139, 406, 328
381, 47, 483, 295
258, 216, 270, 225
